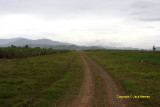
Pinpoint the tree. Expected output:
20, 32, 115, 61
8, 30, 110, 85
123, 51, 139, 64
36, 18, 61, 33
153, 45, 156, 51
11, 45, 16, 48
25, 45, 29, 48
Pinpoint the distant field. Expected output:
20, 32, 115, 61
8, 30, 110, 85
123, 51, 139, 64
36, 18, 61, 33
106, 50, 160, 65
0, 52, 83, 106
85, 50, 160, 106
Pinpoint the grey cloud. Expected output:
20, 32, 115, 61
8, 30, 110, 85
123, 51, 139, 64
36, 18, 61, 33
0, 0, 85, 15
136, 17, 160, 21
85, 40, 123, 47
1, 0, 160, 49
1, 0, 160, 21
0, 0, 131, 18
129, 0, 160, 21
145, 26, 155, 28
131, 0, 159, 9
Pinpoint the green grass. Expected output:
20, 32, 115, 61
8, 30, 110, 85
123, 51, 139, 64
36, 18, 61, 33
0, 52, 83, 107
85, 50, 160, 107
104, 50, 160, 65
121, 52, 160, 65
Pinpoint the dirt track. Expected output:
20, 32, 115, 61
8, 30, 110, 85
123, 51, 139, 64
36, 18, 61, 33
70, 54, 95, 107
71, 53, 134, 107
86, 55, 134, 107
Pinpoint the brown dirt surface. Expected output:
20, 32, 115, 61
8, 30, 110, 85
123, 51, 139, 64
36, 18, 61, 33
85, 55, 135, 107
70, 53, 134, 107
70, 54, 95, 107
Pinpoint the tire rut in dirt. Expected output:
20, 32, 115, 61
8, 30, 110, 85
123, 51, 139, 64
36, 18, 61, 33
86, 55, 135, 107
70, 54, 95, 107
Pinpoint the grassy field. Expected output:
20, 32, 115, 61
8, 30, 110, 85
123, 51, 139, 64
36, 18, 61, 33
105, 50, 160, 65
1, 49, 160, 106
0, 52, 83, 107
85, 50, 160, 107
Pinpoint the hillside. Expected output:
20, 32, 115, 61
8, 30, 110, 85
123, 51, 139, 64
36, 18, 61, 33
0, 38, 104, 50
0, 38, 140, 50
0, 38, 72, 47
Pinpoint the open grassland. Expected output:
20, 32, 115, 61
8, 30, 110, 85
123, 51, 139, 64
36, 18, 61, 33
106, 50, 160, 65
85, 50, 160, 107
0, 52, 83, 107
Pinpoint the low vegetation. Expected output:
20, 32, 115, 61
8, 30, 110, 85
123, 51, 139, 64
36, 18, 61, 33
0, 52, 83, 106
103, 50, 160, 65
85, 50, 160, 107
119, 51, 160, 65
0, 46, 68, 59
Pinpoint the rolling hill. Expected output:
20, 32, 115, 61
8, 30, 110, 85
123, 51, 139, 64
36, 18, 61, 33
0, 38, 140, 50
0, 38, 104, 50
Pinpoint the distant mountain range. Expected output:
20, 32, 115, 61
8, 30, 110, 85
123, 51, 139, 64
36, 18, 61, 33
0, 38, 71, 46
0, 38, 104, 50
0, 38, 139, 50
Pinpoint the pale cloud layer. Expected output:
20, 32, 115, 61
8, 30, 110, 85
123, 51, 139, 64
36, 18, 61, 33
0, 0, 160, 49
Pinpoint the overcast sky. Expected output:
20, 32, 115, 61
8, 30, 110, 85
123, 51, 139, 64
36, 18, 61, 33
0, 0, 160, 49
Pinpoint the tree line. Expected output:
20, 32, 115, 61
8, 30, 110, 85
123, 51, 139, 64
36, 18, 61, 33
0, 45, 69, 59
